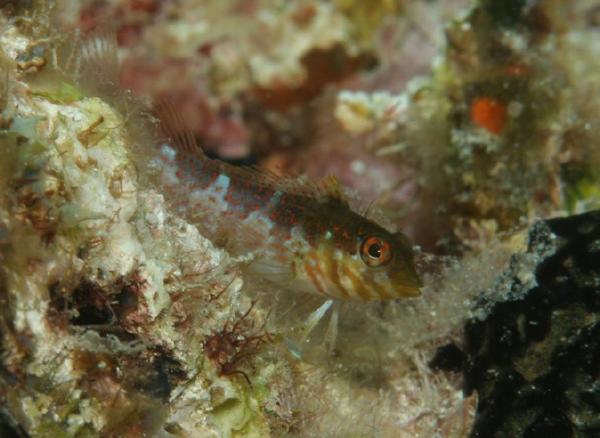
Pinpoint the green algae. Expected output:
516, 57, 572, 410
30, 81, 84, 104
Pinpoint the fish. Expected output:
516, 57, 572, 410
60, 27, 422, 302
155, 102, 422, 301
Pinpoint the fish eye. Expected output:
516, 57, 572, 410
360, 236, 392, 267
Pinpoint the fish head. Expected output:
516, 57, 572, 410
306, 217, 422, 300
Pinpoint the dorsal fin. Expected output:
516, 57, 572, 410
224, 168, 349, 205
154, 97, 206, 159
48, 26, 120, 98
316, 174, 347, 204
154, 98, 350, 205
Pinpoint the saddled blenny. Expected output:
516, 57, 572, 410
155, 102, 422, 304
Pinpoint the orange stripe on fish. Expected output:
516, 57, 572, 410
314, 248, 349, 299
303, 259, 333, 299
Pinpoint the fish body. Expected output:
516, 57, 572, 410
156, 106, 422, 301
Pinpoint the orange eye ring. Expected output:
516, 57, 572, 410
360, 236, 392, 267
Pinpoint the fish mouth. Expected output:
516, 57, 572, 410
392, 270, 423, 297
394, 283, 421, 298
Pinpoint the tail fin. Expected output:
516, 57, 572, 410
76, 27, 120, 96
49, 26, 121, 99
